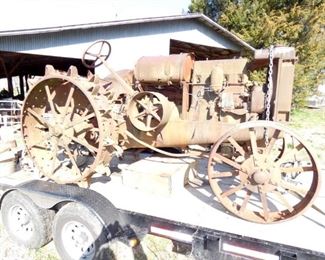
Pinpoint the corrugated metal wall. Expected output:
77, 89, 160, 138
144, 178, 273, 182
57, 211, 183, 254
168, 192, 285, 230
0, 19, 241, 77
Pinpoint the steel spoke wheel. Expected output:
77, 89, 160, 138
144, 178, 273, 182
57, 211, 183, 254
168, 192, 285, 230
22, 75, 105, 184
208, 120, 321, 223
127, 91, 172, 131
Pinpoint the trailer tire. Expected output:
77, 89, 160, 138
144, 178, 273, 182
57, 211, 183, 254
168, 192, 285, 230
53, 202, 108, 260
1, 190, 54, 249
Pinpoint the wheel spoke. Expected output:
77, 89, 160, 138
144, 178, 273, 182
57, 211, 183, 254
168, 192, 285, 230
85, 52, 98, 58
212, 153, 242, 171
45, 85, 56, 116
65, 112, 95, 129
221, 183, 244, 198
279, 181, 307, 197
228, 137, 246, 157
259, 189, 269, 221
210, 171, 237, 179
152, 105, 160, 112
63, 144, 81, 176
27, 108, 47, 126
50, 143, 59, 176
99, 41, 105, 56
31, 145, 50, 151
136, 99, 149, 110
264, 129, 281, 155
65, 134, 98, 154
272, 190, 294, 212
146, 114, 153, 128
63, 99, 75, 127
239, 190, 252, 214
75, 126, 93, 137
135, 110, 147, 119
62, 86, 75, 121
52, 162, 64, 176
280, 165, 315, 174
150, 111, 161, 122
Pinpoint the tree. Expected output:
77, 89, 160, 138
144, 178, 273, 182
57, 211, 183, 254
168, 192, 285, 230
189, 0, 325, 107
189, 0, 232, 20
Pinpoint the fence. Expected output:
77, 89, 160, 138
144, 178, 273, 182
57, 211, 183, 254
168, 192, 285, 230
0, 99, 22, 127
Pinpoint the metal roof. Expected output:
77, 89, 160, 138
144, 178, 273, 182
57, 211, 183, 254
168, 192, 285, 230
0, 13, 255, 52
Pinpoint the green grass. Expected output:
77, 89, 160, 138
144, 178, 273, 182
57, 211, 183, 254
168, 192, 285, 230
32, 243, 59, 260
289, 108, 325, 129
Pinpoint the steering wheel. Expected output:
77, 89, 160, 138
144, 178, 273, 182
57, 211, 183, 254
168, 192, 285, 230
82, 40, 111, 69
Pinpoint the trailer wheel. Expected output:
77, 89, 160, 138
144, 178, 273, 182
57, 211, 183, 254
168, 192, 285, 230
1, 190, 54, 249
53, 202, 108, 260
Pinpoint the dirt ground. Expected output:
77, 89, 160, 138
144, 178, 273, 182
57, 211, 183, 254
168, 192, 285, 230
0, 108, 324, 259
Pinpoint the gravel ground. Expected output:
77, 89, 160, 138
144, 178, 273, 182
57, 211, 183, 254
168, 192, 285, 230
0, 220, 58, 260
0, 222, 190, 260
0, 108, 324, 259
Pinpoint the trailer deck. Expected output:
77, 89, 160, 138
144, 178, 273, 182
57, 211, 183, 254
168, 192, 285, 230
0, 153, 324, 258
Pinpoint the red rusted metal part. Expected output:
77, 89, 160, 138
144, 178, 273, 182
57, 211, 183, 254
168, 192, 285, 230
127, 91, 173, 132
207, 120, 321, 223
21, 66, 118, 185
134, 53, 194, 84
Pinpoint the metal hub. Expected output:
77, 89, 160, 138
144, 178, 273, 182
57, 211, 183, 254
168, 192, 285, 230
252, 169, 270, 185
61, 221, 95, 260
8, 205, 34, 240
50, 125, 64, 138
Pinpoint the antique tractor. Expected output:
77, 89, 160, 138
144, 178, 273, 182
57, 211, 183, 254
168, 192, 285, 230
21, 40, 320, 223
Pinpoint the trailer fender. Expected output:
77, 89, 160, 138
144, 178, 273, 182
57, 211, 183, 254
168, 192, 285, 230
1, 180, 125, 239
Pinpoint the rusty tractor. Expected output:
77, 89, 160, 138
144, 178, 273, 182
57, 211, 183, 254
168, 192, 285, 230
21, 40, 321, 223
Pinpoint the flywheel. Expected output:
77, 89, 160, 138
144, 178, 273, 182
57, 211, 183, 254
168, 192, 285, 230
127, 91, 172, 131
21, 66, 118, 184
208, 120, 321, 223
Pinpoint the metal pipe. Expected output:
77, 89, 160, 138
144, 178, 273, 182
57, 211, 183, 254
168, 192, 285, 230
126, 120, 235, 148
99, 57, 135, 95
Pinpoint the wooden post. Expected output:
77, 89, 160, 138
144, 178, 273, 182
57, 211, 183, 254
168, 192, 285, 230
19, 74, 25, 100
25, 75, 29, 92
7, 76, 13, 98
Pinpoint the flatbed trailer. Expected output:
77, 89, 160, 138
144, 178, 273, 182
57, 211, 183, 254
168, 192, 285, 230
0, 154, 324, 260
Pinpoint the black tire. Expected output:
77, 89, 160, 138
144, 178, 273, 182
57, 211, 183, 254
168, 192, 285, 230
53, 202, 108, 260
1, 190, 54, 249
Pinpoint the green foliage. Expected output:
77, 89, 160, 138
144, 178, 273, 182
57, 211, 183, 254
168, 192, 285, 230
189, 0, 232, 20
189, 0, 325, 108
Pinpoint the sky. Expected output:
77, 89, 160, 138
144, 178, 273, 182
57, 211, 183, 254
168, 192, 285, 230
0, 0, 192, 31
